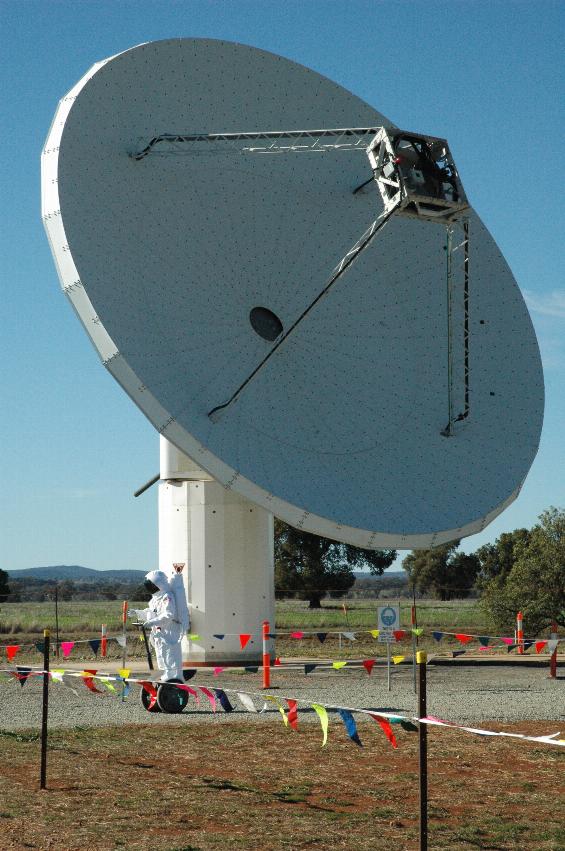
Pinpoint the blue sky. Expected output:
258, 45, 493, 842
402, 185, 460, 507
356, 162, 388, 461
1, 0, 563, 572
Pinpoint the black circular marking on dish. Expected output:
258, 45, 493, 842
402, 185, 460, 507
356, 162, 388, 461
249, 306, 283, 342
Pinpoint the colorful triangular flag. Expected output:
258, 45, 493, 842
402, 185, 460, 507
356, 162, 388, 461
214, 689, 234, 712
432, 631, 444, 642
362, 660, 375, 675
369, 713, 398, 748
239, 634, 252, 650
304, 664, 317, 675
316, 633, 328, 643
286, 699, 299, 730
339, 709, 362, 746
312, 704, 328, 746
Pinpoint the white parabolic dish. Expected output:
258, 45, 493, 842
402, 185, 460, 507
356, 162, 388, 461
42, 38, 544, 549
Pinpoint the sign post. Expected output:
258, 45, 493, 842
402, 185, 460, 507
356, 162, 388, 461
378, 605, 400, 692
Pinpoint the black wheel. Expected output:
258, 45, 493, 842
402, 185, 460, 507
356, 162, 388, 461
157, 678, 189, 714
140, 685, 162, 713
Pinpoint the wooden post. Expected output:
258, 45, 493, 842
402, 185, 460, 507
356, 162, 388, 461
40, 629, 50, 790
262, 620, 271, 689
411, 592, 417, 694
417, 650, 428, 851
54, 585, 60, 659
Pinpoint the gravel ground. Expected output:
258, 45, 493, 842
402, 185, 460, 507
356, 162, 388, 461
0, 662, 563, 731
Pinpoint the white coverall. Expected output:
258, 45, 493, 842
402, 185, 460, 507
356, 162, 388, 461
134, 570, 183, 682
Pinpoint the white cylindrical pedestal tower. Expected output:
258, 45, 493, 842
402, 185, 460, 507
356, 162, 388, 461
158, 437, 274, 664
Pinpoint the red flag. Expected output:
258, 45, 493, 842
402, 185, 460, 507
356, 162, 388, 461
6, 645, 20, 662
393, 630, 406, 641
369, 713, 398, 749
239, 634, 252, 650
455, 634, 472, 644
362, 660, 375, 675
139, 680, 158, 710
286, 699, 299, 730
535, 641, 547, 653
81, 669, 104, 694
290, 631, 304, 639
274, 657, 282, 666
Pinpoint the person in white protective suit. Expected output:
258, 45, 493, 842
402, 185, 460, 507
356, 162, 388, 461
130, 570, 185, 682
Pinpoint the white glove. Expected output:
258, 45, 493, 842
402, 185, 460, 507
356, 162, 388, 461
127, 609, 139, 620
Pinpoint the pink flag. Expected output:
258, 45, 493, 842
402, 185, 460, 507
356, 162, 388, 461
369, 714, 398, 748
501, 637, 514, 646
362, 660, 375, 675
139, 681, 158, 710
239, 634, 252, 650
290, 631, 304, 639
199, 686, 217, 712
61, 641, 75, 658
6, 645, 20, 662
213, 667, 225, 676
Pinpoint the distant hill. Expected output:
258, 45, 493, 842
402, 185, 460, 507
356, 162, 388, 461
7, 565, 146, 583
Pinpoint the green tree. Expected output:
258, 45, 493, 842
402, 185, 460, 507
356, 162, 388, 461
481, 508, 565, 634
0, 568, 10, 602
475, 528, 531, 589
274, 519, 396, 608
402, 541, 480, 600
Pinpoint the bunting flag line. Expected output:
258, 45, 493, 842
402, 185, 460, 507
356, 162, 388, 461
369, 629, 380, 638
369, 714, 398, 749
6, 645, 20, 662
362, 660, 375, 675
342, 632, 357, 641
339, 709, 362, 746
311, 703, 329, 746
264, 695, 288, 727
1, 665, 563, 749
393, 630, 406, 641
213, 634, 225, 640
35, 642, 45, 654
61, 641, 75, 658
479, 636, 490, 647
237, 692, 257, 713
304, 664, 317, 675
412, 628, 424, 637
290, 631, 304, 639
15, 666, 33, 687
286, 699, 299, 730
535, 641, 547, 653
392, 655, 405, 665
81, 669, 104, 694
501, 637, 514, 646
214, 689, 234, 712
183, 685, 200, 705
239, 634, 252, 650
432, 631, 444, 642
199, 686, 216, 712
88, 639, 101, 656
139, 681, 158, 709
316, 633, 327, 643
183, 669, 197, 681
332, 661, 347, 670
455, 634, 473, 644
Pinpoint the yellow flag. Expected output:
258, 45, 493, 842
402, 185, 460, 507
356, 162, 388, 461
118, 668, 131, 680
264, 695, 288, 727
312, 704, 329, 746
392, 655, 405, 665
188, 634, 201, 641
369, 629, 380, 638
98, 676, 117, 693
51, 669, 65, 683
332, 661, 347, 670
412, 628, 424, 637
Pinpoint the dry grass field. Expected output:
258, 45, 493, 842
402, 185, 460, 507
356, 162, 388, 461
0, 721, 563, 850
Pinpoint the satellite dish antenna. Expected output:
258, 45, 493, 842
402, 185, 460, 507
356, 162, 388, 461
42, 39, 543, 662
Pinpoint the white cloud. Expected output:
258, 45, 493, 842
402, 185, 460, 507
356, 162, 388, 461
523, 289, 565, 319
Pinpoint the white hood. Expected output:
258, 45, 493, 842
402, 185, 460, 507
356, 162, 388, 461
145, 570, 169, 593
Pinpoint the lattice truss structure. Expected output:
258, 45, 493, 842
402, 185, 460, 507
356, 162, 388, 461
133, 126, 471, 435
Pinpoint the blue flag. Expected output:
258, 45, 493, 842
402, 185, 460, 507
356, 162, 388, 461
338, 709, 362, 746
432, 631, 444, 642
214, 689, 234, 712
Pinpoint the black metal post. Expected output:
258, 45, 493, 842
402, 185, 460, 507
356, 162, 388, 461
141, 624, 154, 670
417, 650, 428, 851
40, 629, 50, 790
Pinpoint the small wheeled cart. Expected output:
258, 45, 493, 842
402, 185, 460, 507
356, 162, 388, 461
140, 678, 189, 714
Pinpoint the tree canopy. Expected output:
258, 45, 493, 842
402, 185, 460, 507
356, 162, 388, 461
0, 569, 9, 602
402, 541, 480, 600
480, 507, 565, 634
274, 519, 396, 607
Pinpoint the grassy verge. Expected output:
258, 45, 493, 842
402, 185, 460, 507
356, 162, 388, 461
0, 721, 562, 850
